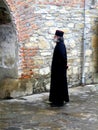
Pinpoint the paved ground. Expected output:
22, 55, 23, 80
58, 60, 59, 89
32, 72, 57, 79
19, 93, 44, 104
0, 84, 98, 130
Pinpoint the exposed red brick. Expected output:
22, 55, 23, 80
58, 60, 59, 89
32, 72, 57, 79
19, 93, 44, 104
19, 47, 38, 79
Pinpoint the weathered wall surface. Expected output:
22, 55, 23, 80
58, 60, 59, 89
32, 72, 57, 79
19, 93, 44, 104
0, 0, 98, 98
0, 24, 18, 79
84, 0, 98, 84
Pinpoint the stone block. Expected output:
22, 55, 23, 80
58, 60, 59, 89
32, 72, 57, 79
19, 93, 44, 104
3, 55, 15, 67
92, 35, 98, 48
39, 67, 50, 75
85, 50, 92, 56
94, 73, 98, 83
25, 42, 38, 48
73, 67, 78, 74
85, 85, 97, 92
0, 78, 33, 99
38, 36, 51, 49
68, 23, 74, 28
46, 83, 50, 91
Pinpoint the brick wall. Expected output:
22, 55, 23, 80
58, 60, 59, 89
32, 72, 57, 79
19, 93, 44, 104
6, 0, 85, 41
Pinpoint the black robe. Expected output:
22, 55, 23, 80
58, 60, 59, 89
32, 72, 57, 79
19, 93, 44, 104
49, 40, 69, 104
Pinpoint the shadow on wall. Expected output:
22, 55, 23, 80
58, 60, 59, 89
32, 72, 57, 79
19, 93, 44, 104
0, 0, 11, 25
0, 7, 11, 24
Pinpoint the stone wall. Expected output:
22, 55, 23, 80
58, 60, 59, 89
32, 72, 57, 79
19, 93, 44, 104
0, 0, 98, 98
84, 0, 98, 84
15, 1, 85, 87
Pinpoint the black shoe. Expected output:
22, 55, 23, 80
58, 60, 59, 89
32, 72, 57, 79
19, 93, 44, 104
64, 100, 69, 104
50, 102, 64, 107
65, 99, 69, 102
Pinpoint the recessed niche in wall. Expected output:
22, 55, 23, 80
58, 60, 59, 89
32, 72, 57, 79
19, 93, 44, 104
0, 0, 11, 24
0, 1, 18, 80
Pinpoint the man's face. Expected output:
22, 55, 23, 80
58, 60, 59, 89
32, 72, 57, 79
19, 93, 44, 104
53, 35, 58, 43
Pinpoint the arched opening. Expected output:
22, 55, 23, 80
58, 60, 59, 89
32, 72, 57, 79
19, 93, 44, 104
0, 0, 18, 80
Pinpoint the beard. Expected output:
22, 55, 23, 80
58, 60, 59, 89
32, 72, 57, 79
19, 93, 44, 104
53, 37, 58, 43
53, 37, 64, 43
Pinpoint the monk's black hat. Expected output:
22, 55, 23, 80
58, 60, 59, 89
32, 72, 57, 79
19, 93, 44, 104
55, 30, 64, 37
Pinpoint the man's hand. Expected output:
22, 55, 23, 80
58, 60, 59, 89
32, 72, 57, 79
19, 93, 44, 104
66, 65, 68, 69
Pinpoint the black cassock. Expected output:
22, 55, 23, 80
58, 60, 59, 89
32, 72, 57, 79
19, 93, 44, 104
49, 41, 69, 104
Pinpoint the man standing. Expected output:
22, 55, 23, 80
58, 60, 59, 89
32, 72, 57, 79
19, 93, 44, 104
49, 30, 69, 107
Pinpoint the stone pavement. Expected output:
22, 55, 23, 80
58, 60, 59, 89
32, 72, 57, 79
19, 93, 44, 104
0, 84, 98, 130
